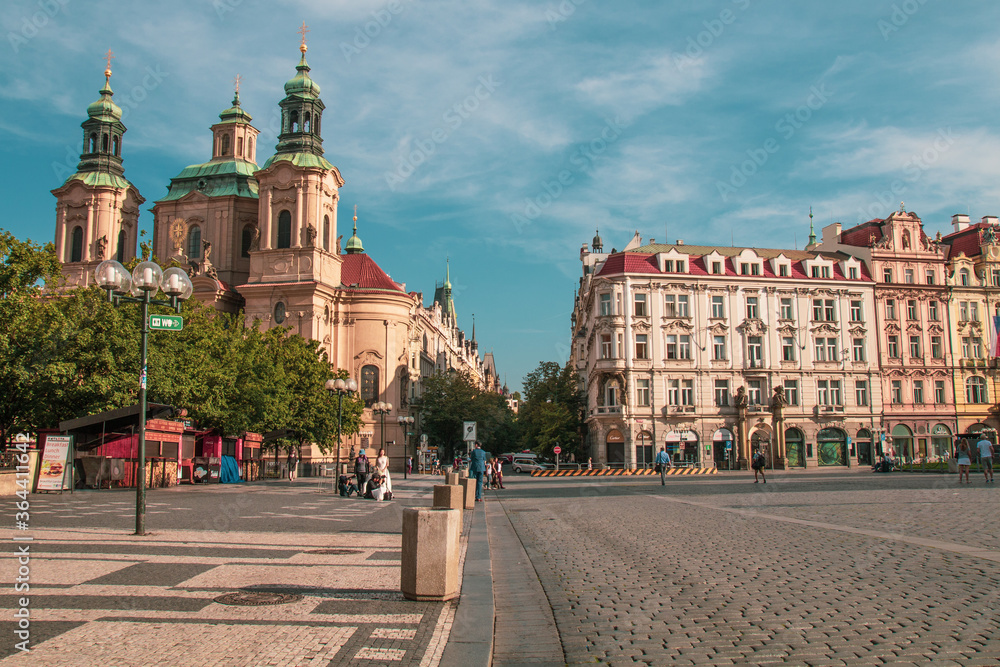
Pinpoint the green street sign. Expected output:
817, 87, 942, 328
149, 314, 184, 331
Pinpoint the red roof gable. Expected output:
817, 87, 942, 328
340, 253, 404, 292
941, 222, 988, 260
840, 219, 884, 247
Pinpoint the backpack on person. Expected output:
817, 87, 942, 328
355, 455, 369, 475
752, 452, 765, 469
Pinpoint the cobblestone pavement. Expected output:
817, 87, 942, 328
1, 476, 457, 665
491, 470, 1000, 665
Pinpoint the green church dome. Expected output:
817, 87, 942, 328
283, 46, 320, 98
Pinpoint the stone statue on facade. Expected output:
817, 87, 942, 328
248, 226, 260, 251
95, 235, 107, 260
735, 386, 748, 411
306, 223, 318, 247
336, 234, 343, 254
770, 385, 787, 420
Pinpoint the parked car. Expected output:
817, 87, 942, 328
511, 457, 549, 473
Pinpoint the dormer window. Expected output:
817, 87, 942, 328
849, 267, 858, 279
960, 268, 970, 286
779, 264, 789, 277
712, 261, 723, 274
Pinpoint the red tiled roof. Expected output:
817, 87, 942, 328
595, 250, 870, 282
839, 219, 884, 247
340, 253, 404, 292
941, 222, 988, 260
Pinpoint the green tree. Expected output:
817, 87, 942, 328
518, 361, 584, 459
416, 370, 516, 460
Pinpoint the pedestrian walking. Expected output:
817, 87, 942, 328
470, 442, 488, 501
376, 448, 392, 499
751, 448, 766, 484
287, 448, 298, 482
976, 435, 994, 483
354, 448, 370, 494
406, 456, 413, 476
654, 446, 672, 485
957, 439, 972, 483
495, 457, 505, 489
587, 457, 592, 471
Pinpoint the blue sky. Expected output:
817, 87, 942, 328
3, 0, 1000, 392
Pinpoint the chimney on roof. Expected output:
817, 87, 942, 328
953, 214, 971, 233
983, 216, 999, 226
649, 239, 655, 245
676, 239, 684, 246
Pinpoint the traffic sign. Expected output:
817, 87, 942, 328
553, 446, 562, 455
463, 421, 477, 442
150, 314, 183, 331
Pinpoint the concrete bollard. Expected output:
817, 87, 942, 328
433, 484, 464, 524
458, 468, 468, 479
401, 507, 461, 601
458, 477, 475, 509
445, 472, 460, 486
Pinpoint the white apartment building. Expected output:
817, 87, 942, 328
571, 232, 883, 469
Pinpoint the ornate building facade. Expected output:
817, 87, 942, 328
50, 41, 501, 471
571, 230, 881, 470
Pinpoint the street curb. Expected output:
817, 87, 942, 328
439, 504, 494, 667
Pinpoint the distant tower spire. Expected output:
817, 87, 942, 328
807, 207, 816, 247
472, 313, 476, 342
345, 204, 364, 254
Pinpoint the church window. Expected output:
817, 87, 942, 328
323, 215, 330, 251
70, 226, 83, 262
290, 110, 299, 133
241, 225, 254, 257
277, 210, 292, 249
273, 301, 286, 324
188, 225, 202, 259
101, 133, 109, 152
88, 133, 97, 153
112, 135, 120, 156
304, 112, 311, 133
248, 137, 254, 160
361, 364, 380, 407
221, 134, 230, 156
116, 230, 126, 263
236, 137, 243, 157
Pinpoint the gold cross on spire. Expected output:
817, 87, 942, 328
298, 21, 309, 51
233, 73, 242, 94
103, 49, 114, 77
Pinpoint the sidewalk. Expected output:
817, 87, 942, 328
0, 474, 459, 666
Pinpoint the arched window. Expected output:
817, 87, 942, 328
304, 112, 310, 133
960, 269, 970, 286
221, 134, 230, 156
966, 376, 987, 404
115, 230, 126, 263
101, 134, 109, 152
322, 215, 330, 251
188, 226, 202, 259
70, 226, 84, 262
248, 137, 254, 160
422, 334, 428, 353
88, 133, 97, 153
277, 210, 292, 249
112, 135, 120, 156
241, 225, 254, 257
236, 137, 243, 157
290, 110, 299, 133
361, 364, 379, 407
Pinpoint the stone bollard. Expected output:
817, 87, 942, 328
458, 477, 475, 509
433, 484, 464, 525
458, 468, 468, 479
401, 507, 461, 601
445, 472, 460, 486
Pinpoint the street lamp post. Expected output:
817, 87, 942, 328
397, 414, 414, 478
94, 259, 193, 536
372, 401, 392, 455
325, 377, 358, 478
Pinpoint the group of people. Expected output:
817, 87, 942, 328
338, 448, 393, 500
955, 436, 995, 484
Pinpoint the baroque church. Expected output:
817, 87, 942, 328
49, 37, 502, 469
